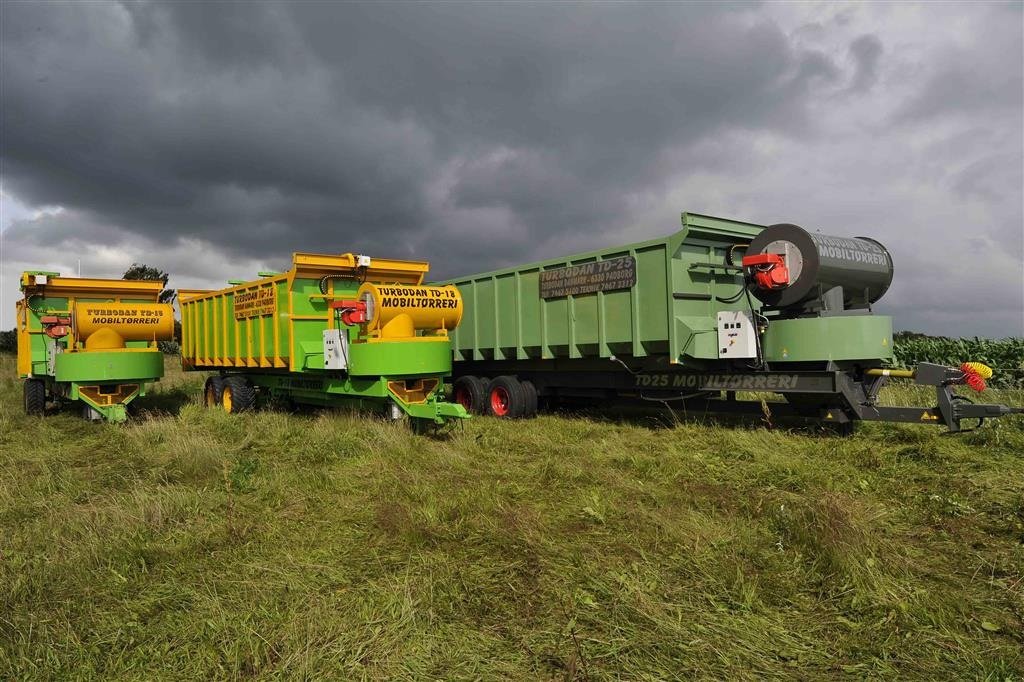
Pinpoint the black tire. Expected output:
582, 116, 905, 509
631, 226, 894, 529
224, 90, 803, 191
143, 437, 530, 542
451, 375, 488, 415
222, 375, 256, 413
203, 376, 225, 408
486, 375, 528, 418
24, 379, 46, 416
520, 379, 539, 418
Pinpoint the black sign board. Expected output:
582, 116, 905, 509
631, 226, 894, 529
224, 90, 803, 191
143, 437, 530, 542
539, 256, 637, 298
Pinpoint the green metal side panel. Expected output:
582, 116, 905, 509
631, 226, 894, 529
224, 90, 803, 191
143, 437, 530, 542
437, 212, 765, 365
348, 339, 452, 376
182, 275, 367, 370
21, 295, 69, 376
762, 316, 894, 362
55, 350, 164, 382
293, 277, 356, 371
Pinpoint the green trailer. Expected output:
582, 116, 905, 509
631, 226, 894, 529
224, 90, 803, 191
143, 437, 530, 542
438, 212, 1021, 432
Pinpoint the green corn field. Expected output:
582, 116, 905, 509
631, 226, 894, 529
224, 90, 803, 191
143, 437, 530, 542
893, 337, 1024, 388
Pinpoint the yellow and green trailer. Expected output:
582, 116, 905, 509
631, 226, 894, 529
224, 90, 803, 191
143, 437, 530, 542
178, 252, 468, 429
16, 272, 174, 422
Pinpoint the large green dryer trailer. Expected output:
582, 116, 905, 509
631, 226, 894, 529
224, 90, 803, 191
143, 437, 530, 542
438, 212, 1021, 432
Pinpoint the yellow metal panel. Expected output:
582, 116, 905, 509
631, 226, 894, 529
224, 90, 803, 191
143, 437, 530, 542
272, 290, 280, 367
16, 300, 31, 376
178, 288, 211, 303
288, 271, 297, 372
235, 294, 242, 367
293, 252, 428, 285
22, 275, 164, 300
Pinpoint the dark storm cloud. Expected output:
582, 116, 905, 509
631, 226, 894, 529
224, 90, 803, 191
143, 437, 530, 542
2, 1, 1021, 336
892, 7, 1022, 125
1, 1, 840, 274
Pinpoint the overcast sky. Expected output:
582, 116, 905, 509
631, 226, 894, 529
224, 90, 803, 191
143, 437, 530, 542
2, 1, 1022, 336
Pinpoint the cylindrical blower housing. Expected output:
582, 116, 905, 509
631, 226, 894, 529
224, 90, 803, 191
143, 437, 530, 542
357, 282, 463, 338
745, 224, 894, 309
74, 301, 175, 349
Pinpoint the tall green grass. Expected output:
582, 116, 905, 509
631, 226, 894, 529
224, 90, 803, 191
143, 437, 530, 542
1, 355, 1022, 679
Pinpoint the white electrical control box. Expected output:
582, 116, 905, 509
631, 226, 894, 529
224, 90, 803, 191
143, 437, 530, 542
717, 310, 757, 359
323, 329, 348, 370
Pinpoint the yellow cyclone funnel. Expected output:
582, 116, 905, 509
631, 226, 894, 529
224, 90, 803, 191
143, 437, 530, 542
74, 302, 175, 349
357, 282, 463, 339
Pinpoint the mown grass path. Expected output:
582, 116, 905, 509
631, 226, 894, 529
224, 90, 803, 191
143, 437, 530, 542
1, 355, 1022, 679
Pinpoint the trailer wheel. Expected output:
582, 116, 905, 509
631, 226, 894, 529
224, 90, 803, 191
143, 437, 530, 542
452, 376, 487, 415
520, 379, 539, 418
487, 375, 527, 418
203, 376, 225, 408
24, 379, 46, 416
222, 376, 256, 413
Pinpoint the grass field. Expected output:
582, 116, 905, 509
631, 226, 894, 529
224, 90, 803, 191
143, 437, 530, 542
1, 354, 1022, 680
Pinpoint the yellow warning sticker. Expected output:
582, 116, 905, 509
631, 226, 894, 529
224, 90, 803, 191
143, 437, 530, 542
920, 411, 939, 421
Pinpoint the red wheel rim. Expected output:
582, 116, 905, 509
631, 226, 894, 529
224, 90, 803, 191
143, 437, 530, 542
454, 386, 472, 410
490, 386, 511, 416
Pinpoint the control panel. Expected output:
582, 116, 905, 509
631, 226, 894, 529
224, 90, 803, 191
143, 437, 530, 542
323, 328, 349, 370
717, 310, 757, 359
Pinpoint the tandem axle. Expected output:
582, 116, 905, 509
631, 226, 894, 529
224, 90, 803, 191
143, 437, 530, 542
450, 361, 1023, 433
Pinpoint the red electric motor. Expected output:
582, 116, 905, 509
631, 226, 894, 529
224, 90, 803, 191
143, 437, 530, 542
741, 253, 790, 290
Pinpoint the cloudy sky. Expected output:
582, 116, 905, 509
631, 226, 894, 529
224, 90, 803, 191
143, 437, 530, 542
2, 1, 1022, 336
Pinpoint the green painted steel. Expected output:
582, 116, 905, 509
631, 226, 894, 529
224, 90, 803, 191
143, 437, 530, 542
347, 340, 452, 376
438, 212, 765, 366
55, 350, 164, 383
762, 316, 894, 362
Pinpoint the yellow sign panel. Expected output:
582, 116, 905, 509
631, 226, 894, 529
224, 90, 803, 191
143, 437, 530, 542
75, 302, 175, 340
233, 288, 276, 319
